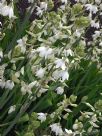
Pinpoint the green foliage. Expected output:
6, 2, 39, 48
75, 16, 90, 27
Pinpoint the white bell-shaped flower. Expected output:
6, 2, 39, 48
50, 123, 63, 136
55, 87, 64, 95
36, 68, 45, 78
37, 113, 46, 122
5, 80, 14, 90
8, 105, 16, 114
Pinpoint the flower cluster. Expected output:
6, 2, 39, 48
0, 0, 15, 19
0, 0, 102, 135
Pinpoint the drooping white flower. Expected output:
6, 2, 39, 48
40, 2, 47, 11
61, 0, 67, 4
28, 81, 38, 89
20, 67, 24, 75
21, 85, 27, 95
73, 122, 83, 130
74, 30, 80, 37
52, 70, 69, 81
73, 124, 79, 130
99, 42, 102, 46
63, 49, 73, 57
65, 129, 72, 134
7, 5, 14, 18
50, 123, 63, 136
17, 38, 23, 44
95, 0, 101, 4
0, 79, 5, 89
55, 87, 64, 95
8, 105, 16, 114
36, 2, 47, 16
1, 4, 15, 18
60, 70, 69, 81
28, 49, 36, 58
85, 4, 98, 14
37, 46, 53, 59
0, 5, 9, 16
0, 50, 3, 62
21, 82, 34, 95
5, 80, 14, 90
36, 6, 43, 16
36, 68, 45, 78
65, 128, 73, 136
39, 88, 48, 93
17, 37, 27, 54
100, 4, 102, 10
55, 59, 66, 70
91, 20, 100, 29
93, 31, 100, 39
65, 129, 75, 136
0, 21, 2, 27
37, 113, 46, 122
52, 70, 61, 80
60, 5, 66, 10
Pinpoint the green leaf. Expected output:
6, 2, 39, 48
17, 114, 29, 124
75, 16, 90, 27
72, 3, 83, 15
